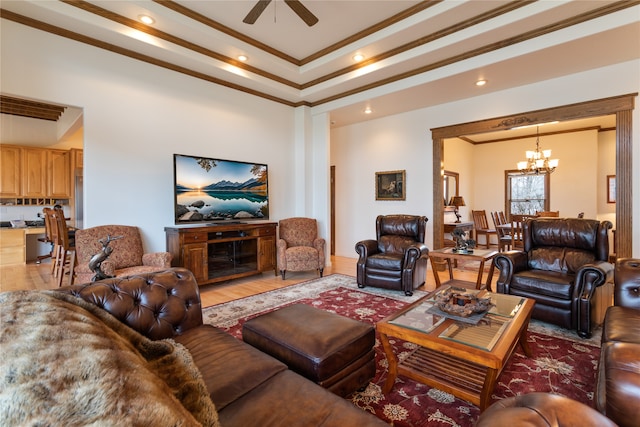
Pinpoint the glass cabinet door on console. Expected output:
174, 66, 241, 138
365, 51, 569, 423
208, 239, 258, 279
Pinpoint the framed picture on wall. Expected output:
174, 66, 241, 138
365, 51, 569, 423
375, 170, 406, 200
607, 175, 616, 203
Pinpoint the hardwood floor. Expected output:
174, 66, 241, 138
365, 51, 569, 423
0, 255, 496, 307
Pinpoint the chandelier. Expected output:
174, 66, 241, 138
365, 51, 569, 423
517, 126, 559, 174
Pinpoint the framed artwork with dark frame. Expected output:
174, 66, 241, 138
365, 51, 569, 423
607, 175, 616, 203
375, 170, 406, 200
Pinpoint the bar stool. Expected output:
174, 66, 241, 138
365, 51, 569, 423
52, 207, 76, 287
36, 208, 54, 264
43, 208, 60, 275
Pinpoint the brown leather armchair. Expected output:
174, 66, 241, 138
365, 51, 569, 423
355, 215, 429, 296
494, 218, 613, 338
596, 258, 640, 427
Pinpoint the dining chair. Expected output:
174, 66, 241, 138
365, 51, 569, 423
498, 211, 507, 225
536, 210, 560, 217
491, 211, 512, 252
510, 214, 537, 249
471, 210, 497, 249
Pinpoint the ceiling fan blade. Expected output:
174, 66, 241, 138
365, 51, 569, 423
284, 0, 318, 27
243, 0, 272, 24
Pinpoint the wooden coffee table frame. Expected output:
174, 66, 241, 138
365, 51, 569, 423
377, 290, 534, 411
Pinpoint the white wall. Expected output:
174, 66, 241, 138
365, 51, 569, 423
330, 113, 434, 257
330, 60, 640, 258
3, 21, 639, 259
1, 21, 297, 253
462, 130, 599, 218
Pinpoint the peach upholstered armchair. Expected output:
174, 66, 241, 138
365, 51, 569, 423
277, 217, 325, 279
74, 225, 172, 284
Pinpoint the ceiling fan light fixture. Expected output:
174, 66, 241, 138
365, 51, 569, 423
243, 0, 318, 26
138, 15, 155, 25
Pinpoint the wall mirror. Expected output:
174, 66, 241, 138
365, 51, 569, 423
443, 170, 459, 205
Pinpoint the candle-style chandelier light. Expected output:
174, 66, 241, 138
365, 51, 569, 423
517, 126, 559, 174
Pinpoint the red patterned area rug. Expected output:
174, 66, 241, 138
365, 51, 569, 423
202, 274, 600, 427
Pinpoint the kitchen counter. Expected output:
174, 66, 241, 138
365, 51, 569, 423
0, 227, 46, 266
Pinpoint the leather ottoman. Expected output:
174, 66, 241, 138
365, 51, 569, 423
242, 304, 376, 397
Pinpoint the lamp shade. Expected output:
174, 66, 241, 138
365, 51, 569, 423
449, 196, 466, 207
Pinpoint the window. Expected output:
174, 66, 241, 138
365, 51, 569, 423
505, 170, 550, 217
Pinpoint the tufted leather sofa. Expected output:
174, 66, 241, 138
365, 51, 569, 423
595, 258, 640, 427
355, 214, 429, 296
494, 218, 613, 338
58, 268, 387, 426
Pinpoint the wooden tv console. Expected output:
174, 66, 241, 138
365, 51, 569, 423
165, 222, 277, 286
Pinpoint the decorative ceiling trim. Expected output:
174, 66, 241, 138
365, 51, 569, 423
431, 93, 636, 139
0, 8, 300, 107
300, 0, 533, 90
308, 0, 640, 105
0, 95, 67, 121
154, 0, 441, 66
61, 0, 301, 89
1, 1, 637, 108
298, 1, 441, 65
462, 125, 610, 145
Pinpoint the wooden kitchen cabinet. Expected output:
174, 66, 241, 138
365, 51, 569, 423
71, 148, 83, 169
0, 145, 21, 197
165, 222, 277, 286
22, 147, 48, 197
49, 149, 71, 198
0, 145, 74, 200
0, 229, 26, 265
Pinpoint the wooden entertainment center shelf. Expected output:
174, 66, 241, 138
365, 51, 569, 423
165, 222, 277, 286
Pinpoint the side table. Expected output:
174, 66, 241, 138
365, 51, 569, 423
429, 247, 498, 290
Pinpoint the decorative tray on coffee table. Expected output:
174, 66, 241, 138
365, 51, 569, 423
426, 287, 493, 324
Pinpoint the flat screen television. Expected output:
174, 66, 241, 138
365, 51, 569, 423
173, 154, 269, 224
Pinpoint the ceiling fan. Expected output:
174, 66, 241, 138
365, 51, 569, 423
243, 0, 319, 27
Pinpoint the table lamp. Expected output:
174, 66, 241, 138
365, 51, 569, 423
448, 196, 466, 223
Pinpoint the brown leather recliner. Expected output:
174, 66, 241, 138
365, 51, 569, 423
494, 218, 613, 338
596, 258, 640, 427
355, 215, 429, 296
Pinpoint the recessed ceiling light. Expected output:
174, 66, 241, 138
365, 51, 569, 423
364, 107, 372, 114
138, 15, 155, 25
353, 53, 365, 62
238, 55, 248, 62
476, 79, 487, 87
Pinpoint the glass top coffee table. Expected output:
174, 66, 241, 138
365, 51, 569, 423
376, 286, 535, 411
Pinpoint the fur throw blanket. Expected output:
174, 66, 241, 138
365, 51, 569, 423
0, 290, 220, 427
